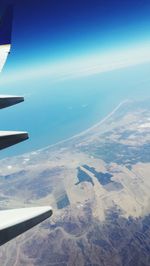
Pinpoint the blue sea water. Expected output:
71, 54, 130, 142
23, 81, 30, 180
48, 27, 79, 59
0, 62, 149, 158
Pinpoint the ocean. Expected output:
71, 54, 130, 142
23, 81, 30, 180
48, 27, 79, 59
0, 62, 149, 158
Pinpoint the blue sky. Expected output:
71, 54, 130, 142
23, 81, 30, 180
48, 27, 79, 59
0, 0, 150, 70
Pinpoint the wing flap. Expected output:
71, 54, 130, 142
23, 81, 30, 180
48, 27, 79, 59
0, 207, 52, 245
0, 131, 29, 150
0, 95, 24, 109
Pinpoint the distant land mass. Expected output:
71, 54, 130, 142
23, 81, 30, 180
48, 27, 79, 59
0, 99, 150, 266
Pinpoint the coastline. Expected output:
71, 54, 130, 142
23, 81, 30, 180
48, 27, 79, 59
0, 99, 130, 161
39, 99, 130, 152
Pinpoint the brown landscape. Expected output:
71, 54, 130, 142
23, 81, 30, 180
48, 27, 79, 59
0, 99, 150, 266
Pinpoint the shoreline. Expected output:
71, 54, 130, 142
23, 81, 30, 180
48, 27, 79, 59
0, 99, 130, 161
38, 99, 130, 152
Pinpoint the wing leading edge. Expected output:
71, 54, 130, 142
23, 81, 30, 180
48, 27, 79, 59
0, 6, 53, 246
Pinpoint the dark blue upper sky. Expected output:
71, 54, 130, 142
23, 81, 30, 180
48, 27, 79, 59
0, 0, 150, 68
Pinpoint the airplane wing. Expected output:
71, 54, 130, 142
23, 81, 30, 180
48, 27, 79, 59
0, 131, 29, 150
0, 6, 53, 246
0, 95, 24, 109
0, 207, 52, 246
0, 5, 13, 72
